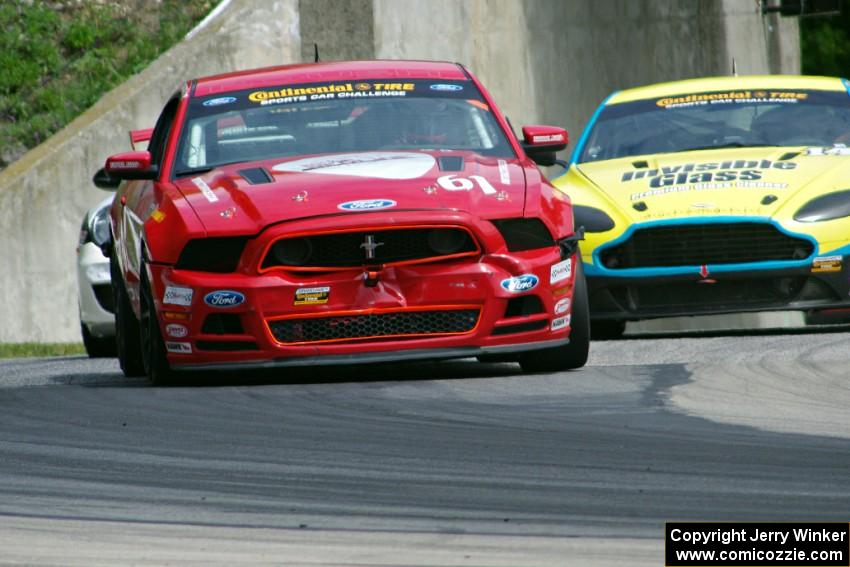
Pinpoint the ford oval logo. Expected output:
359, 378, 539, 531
338, 199, 397, 211
204, 290, 245, 308
202, 96, 236, 107
500, 275, 539, 293
430, 84, 463, 92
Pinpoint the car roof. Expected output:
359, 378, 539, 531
193, 60, 468, 97
607, 75, 848, 105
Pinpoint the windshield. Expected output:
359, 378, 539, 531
175, 79, 514, 175
579, 89, 850, 163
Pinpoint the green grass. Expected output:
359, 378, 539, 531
0, 343, 86, 359
0, 1, 214, 168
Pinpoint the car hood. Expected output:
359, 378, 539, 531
574, 146, 850, 222
174, 151, 526, 235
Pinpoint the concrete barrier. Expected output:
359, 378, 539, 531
0, 0, 800, 342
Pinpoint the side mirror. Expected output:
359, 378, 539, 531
92, 167, 121, 190
105, 151, 158, 180
521, 125, 569, 167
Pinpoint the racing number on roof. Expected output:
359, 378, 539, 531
437, 175, 498, 195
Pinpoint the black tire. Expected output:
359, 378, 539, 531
519, 258, 590, 373
112, 258, 145, 377
139, 259, 175, 386
591, 319, 626, 340
81, 322, 116, 358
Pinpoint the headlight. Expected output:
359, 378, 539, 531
176, 237, 248, 273
90, 203, 111, 247
491, 218, 555, 251
270, 237, 313, 266
80, 201, 112, 248
573, 205, 615, 233
794, 190, 850, 222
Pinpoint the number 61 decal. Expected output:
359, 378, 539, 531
437, 174, 497, 195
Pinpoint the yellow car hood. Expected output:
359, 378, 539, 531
573, 147, 850, 222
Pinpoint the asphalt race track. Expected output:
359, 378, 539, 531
1, 328, 850, 566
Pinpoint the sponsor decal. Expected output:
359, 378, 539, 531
550, 259, 572, 284
656, 90, 807, 109
220, 207, 236, 219
202, 96, 237, 107
165, 324, 189, 338
812, 255, 842, 273
204, 290, 245, 308
500, 274, 539, 293
248, 82, 415, 106
338, 199, 397, 211
551, 315, 570, 331
163, 286, 193, 307
430, 83, 463, 92
621, 160, 796, 200
498, 159, 510, 185
274, 152, 435, 180
192, 177, 219, 203
150, 209, 166, 223
554, 297, 571, 315
294, 286, 330, 306
110, 160, 141, 169
165, 341, 192, 354
532, 133, 566, 144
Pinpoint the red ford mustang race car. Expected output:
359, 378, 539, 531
102, 60, 587, 384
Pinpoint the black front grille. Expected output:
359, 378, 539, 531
599, 223, 813, 269
606, 277, 809, 312
268, 309, 480, 344
262, 227, 477, 269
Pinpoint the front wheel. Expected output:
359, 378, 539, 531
519, 258, 590, 373
139, 260, 176, 386
112, 258, 145, 377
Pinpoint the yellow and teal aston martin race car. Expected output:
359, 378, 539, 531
555, 75, 850, 338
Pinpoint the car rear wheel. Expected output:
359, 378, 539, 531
80, 322, 115, 358
519, 257, 589, 373
112, 258, 145, 377
139, 260, 175, 386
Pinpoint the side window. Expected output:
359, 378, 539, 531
147, 96, 180, 168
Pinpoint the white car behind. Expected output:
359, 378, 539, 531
77, 195, 115, 357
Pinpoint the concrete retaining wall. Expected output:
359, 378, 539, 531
0, 0, 800, 341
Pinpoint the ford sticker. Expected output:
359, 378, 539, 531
204, 290, 245, 308
500, 275, 539, 293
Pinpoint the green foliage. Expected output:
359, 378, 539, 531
0, 1, 213, 167
801, 1, 850, 77
0, 343, 85, 359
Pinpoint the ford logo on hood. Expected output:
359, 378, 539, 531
430, 84, 463, 92
338, 199, 397, 211
204, 290, 245, 308
202, 96, 237, 107
500, 275, 539, 293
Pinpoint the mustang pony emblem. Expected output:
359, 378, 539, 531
360, 234, 384, 261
